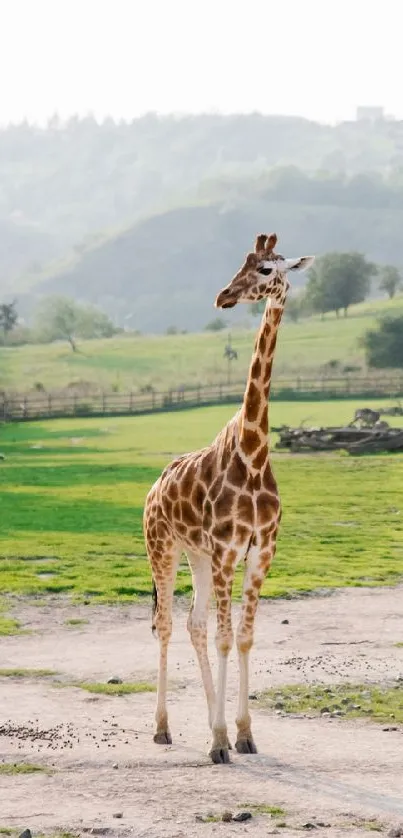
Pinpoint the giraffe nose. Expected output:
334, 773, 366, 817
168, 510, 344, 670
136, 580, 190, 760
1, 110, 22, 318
215, 288, 236, 309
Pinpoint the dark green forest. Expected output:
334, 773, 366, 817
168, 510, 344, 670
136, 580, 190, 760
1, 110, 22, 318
2, 113, 403, 331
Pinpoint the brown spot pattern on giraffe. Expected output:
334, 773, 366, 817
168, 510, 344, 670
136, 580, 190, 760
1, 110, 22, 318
244, 381, 260, 422
238, 494, 254, 524
209, 473, 225, 502
212, 519, 233, 541
251, 357, 261, 379
227, 453, 248, 487
241, 428, 261, 455
199, 449, 216, 485
181, 500, 199, 527
215, 488, 236, 519
203, 499, 213, 530
252, 446, 268, 470
262, 461, 277, 491
260, 411, 268, 434
192, 482, 205, 510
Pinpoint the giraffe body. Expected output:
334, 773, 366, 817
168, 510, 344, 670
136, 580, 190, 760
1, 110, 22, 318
144, 233, 315, 762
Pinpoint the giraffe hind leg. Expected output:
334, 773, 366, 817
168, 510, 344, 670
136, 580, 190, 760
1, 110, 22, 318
147, 537, 180, 746
186, 552, 216, 731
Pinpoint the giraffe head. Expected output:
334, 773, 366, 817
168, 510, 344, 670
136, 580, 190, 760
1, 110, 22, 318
215, 233, 315, 310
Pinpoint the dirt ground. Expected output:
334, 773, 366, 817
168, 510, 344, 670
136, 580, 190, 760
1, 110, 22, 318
1, 587, 403, 837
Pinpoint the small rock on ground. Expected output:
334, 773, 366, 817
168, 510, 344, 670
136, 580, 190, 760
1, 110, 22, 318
19, 831, 32, 838
107, 676, 123, 684
233, 812, 252, 822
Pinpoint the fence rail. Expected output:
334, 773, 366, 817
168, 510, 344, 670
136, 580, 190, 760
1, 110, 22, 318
1, 376, 403, 422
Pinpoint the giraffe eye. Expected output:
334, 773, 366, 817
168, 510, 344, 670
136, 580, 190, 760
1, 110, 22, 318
258, 266, 273, 276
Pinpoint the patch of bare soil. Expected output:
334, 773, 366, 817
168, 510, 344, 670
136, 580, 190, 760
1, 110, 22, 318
1, 587, 403, 837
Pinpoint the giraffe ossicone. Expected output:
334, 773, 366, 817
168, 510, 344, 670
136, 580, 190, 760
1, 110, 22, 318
144, 231, 315, 763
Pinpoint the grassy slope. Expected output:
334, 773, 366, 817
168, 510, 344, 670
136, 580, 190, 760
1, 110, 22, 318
2, 295, 403, 393
0, 400, 402, 601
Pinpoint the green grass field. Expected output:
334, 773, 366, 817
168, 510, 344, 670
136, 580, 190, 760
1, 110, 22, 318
1, 399, 402, 605
1, 295, 402, 393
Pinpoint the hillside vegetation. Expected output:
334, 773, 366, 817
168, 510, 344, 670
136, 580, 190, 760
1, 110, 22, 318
22, 200, 403, 333
2, 296, 402, 394
2, 114, 403, 331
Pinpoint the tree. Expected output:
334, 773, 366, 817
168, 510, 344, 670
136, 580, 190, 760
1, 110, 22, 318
0, 300, 18, 343
284, 295, 304, 323
305, 252, 376, 317
35, 296, 117, 351
76, 305, 118, 339
362, 315, 403, 368
378, 265, 402, 299
205, 317, 226, 332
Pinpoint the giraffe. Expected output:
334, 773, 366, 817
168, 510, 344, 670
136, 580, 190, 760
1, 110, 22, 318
143, 232, 315, 764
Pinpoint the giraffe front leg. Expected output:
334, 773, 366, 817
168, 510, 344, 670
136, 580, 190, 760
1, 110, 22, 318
209, 558, 234, 764
235, 545, 274, 755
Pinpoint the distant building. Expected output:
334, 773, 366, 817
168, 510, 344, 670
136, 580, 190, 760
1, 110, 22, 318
356, 106, 384, 122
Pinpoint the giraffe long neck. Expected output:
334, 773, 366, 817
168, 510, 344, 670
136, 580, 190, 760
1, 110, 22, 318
238, 302, 284, 467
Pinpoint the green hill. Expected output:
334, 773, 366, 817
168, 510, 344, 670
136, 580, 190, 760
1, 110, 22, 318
3, 113, 403, 323
20, 197, 403, 333
2, 295, 402, 394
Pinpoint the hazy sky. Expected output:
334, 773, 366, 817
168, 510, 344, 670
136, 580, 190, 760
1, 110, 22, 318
0, 0, 401, 125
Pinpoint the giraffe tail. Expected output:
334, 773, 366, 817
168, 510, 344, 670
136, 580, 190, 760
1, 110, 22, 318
151, 578, 158, 637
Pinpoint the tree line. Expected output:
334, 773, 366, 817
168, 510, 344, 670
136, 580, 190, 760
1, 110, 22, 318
1, 246, 403, 369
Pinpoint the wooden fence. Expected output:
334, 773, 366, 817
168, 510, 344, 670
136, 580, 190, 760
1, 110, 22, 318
1, 376, 403, 422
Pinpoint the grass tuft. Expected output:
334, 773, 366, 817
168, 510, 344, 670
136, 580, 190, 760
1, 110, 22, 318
0, 616, 22, 636
64, 618, 89, 626
242, 804, 286, 817
0, 668, 57, 677
0, 762, 49, 775
257, 682, 403, 724
73, 681, 156, 695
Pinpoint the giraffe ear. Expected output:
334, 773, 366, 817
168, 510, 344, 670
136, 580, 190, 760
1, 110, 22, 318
285, 256, 315, 272
254, 234, 268, 253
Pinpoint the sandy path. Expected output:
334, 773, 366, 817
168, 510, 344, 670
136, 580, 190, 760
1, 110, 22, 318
0, 587, 403, 837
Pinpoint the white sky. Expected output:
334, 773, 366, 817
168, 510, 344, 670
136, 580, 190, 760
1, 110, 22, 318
0, 0, 401, 125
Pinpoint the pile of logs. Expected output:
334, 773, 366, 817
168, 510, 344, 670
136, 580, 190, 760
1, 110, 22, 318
276, 407, 403, 454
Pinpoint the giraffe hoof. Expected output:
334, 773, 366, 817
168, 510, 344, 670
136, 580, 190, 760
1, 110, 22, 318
153, 731, 172, 745
235, 737, 258, 754
209, 746, 231, 764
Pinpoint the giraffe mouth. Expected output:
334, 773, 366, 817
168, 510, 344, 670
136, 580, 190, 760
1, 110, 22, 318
215, 289, 237, 309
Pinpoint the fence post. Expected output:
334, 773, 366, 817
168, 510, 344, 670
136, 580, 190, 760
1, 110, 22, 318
47, 394, 52, 417
102, 392, 106, 414
129, 392, 133, 413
